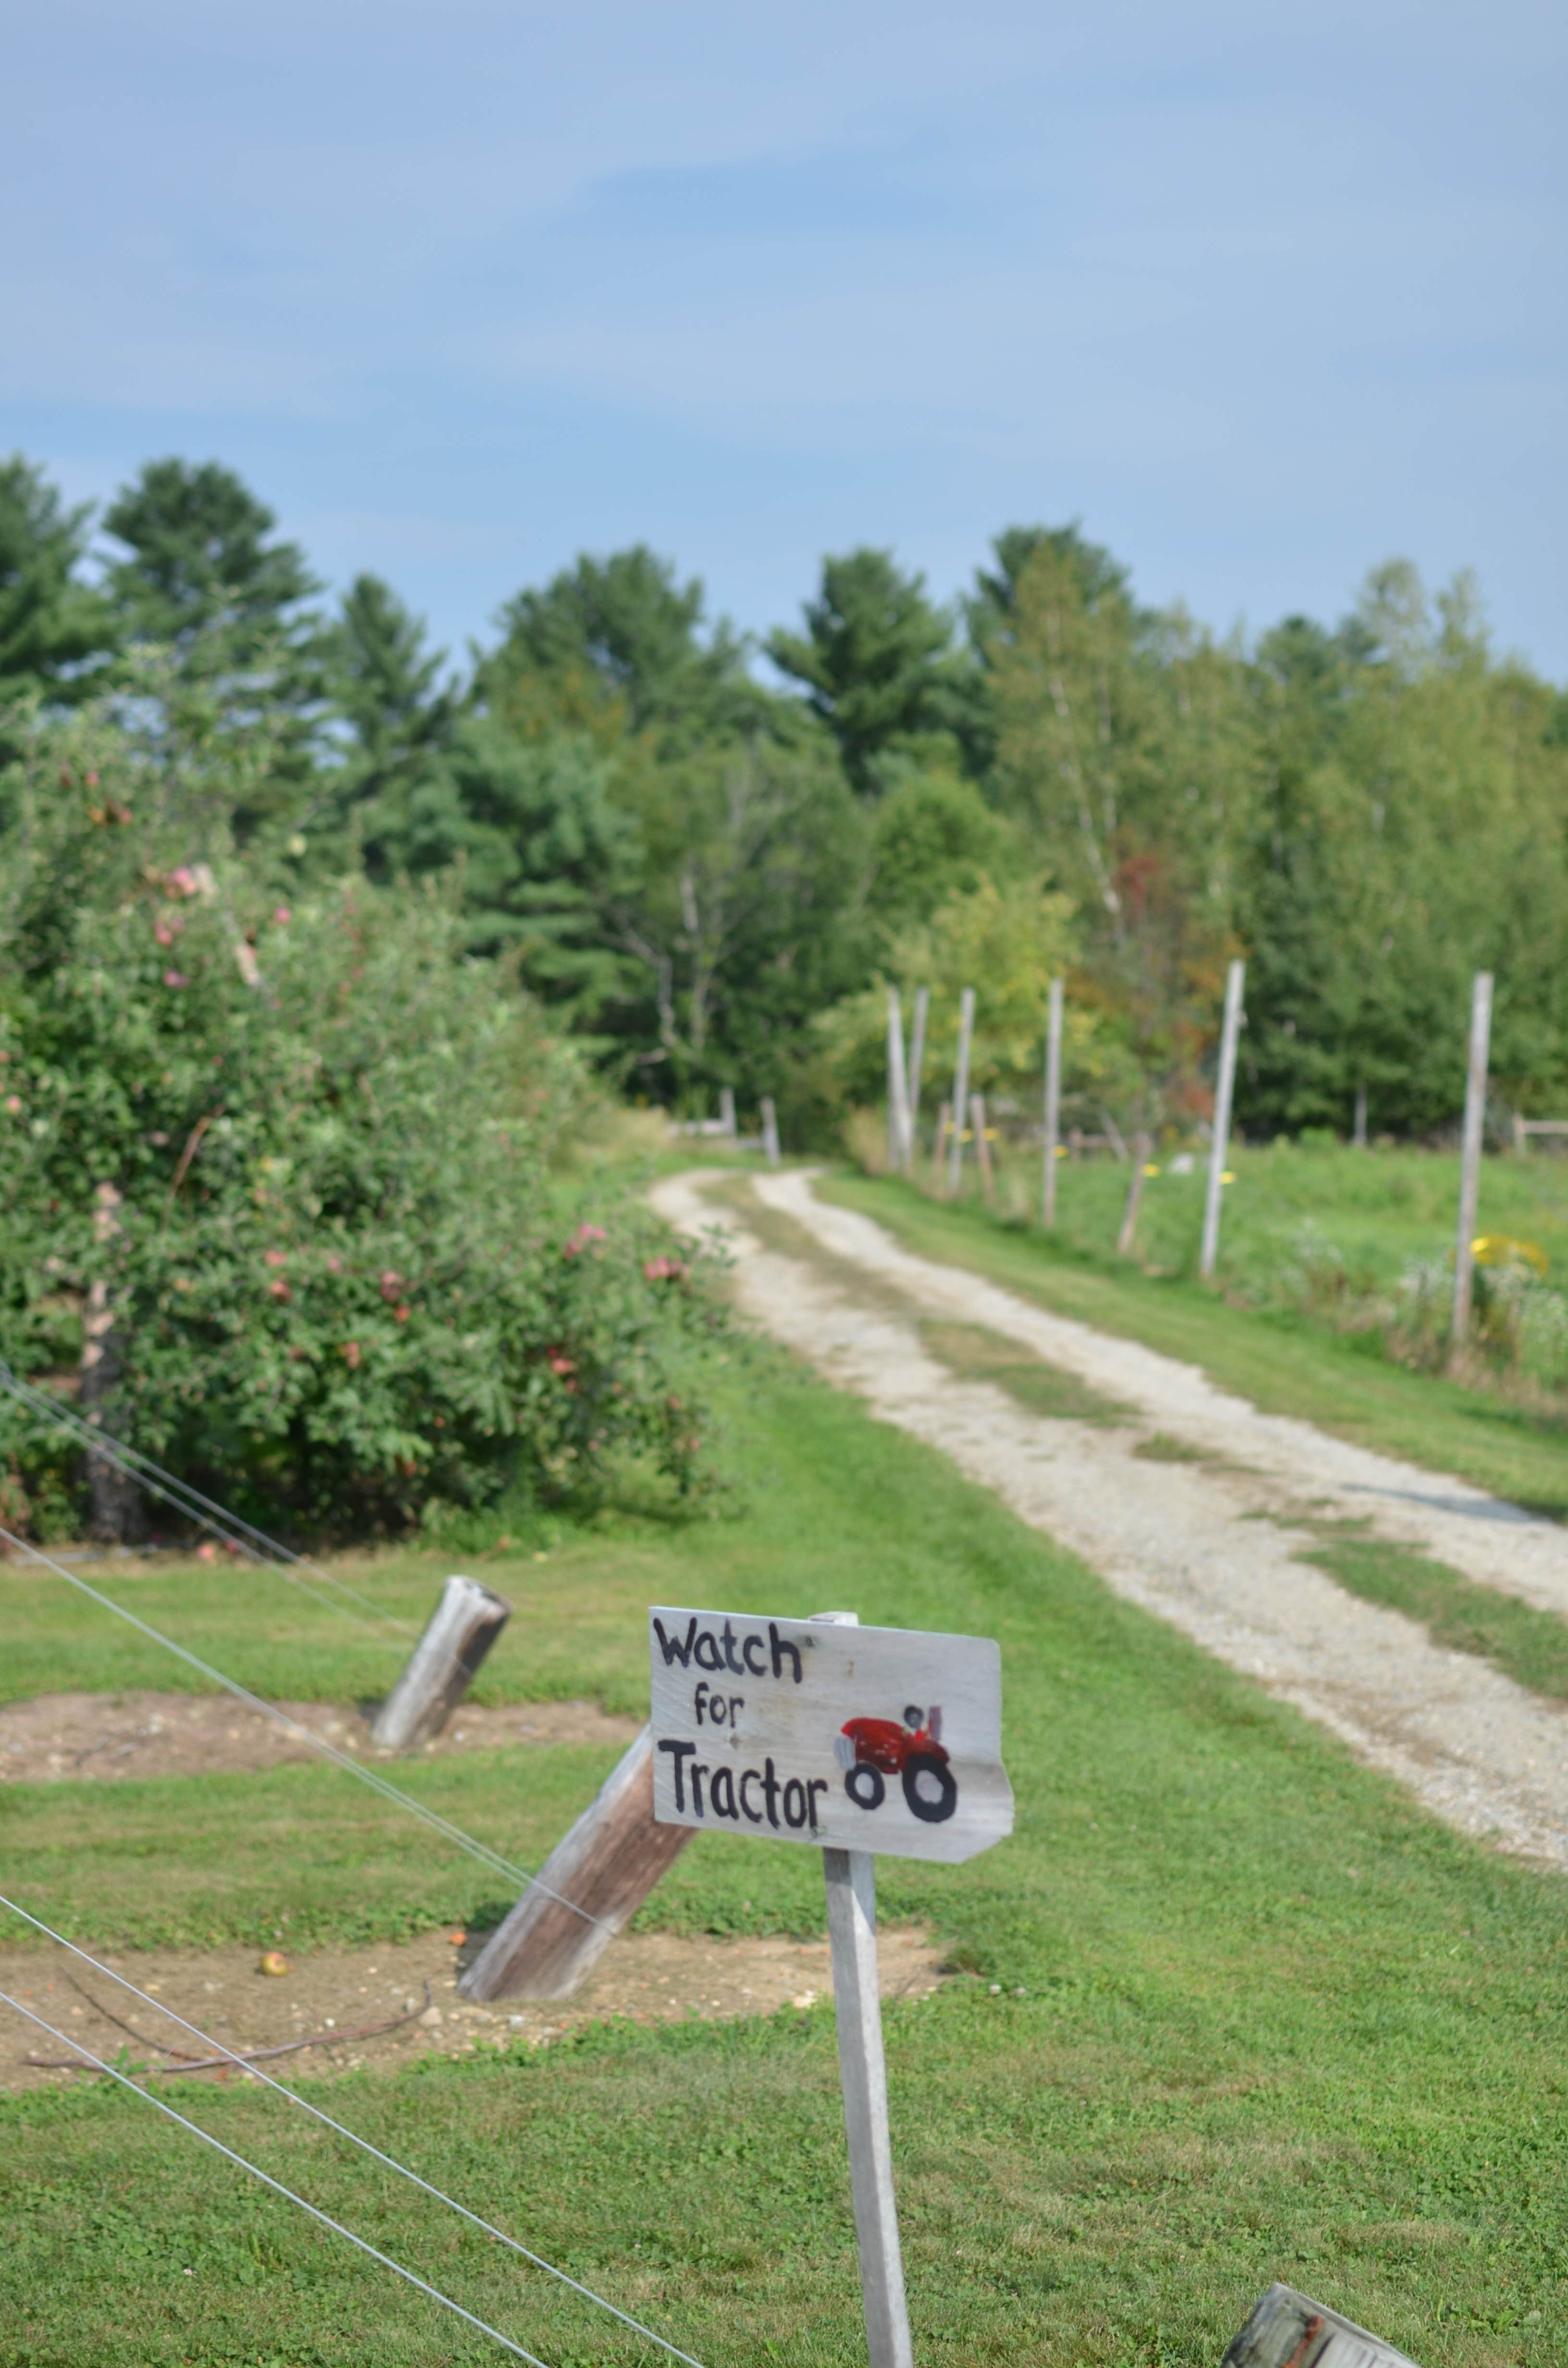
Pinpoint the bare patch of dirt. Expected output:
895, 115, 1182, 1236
0, 1692, 640, 1784
0, 1924, 948, 2092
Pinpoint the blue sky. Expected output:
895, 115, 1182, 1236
6, 0, 1564, 674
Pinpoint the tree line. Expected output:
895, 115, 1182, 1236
5, 449, 1567, 1145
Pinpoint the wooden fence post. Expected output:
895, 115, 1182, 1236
886, 987, 912, 1173
947, 987, 976, 1196
1199, 958, 1245, 1282
906, 987, 929, 1168
1041, 976, 1064, 1228
458, 1726, 693, 2002
369, 1576, 512, 1752
933, 1100, 952, 1176
1452, 970, 1494, 1342
760, 1096, 781, 1168
1116, 1130, 1152, 1258
719, 1086, 737, 1139
1353, 1085, 1368, 1148
971, 1092, 996, 1205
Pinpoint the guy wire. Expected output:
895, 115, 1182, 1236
0, 1987, 554, 2368
0, 1526, 606, 1928
1, 1896, 707, 2368
0, 1362, 414, 1641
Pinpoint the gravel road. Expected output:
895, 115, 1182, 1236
653, 1168, 1568, 1870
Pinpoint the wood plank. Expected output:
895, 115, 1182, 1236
1452, 970, 1494, 1340
457, 1726, 693, 2002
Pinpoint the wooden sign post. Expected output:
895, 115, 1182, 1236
650, 1604, 1012, 2368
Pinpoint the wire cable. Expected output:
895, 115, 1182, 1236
0, 1526, 606, 1928
1, 1896, 706, 2368
0, 1361, 413, 1641
0, 1987, 554, 2367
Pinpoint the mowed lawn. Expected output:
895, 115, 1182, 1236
3, 1338, 1568, 2366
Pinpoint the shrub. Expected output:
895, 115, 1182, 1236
0, 722, 722, 1538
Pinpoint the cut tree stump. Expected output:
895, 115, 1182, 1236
1222, 2284, 1419, 2368
458, 1725, 693, 2002
368, 1575, 512, 1752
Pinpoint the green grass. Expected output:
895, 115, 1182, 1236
5, 1346, 1568, 2363
1307, 1536, 1568, 1705
918, 1319, 1133, 1423
821, 1170, 1568, 1518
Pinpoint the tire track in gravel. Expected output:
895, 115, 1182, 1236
653, 1168, 1568, 1871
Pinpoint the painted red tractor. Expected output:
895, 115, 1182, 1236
834, 1703, 956, 1823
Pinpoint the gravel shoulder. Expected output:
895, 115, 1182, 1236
654, 1167, 1568, 1871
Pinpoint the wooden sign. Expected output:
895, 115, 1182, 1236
649, 1608, 1012, 1863
1223, 2286, 1419, 2368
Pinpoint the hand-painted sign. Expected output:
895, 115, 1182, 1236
648, 1607, 1013, 1864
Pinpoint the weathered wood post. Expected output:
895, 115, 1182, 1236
1353, 1084, 1368, 1148
649, 1603, 1012, 2368
1452, 970, 1494, 1342
932, 1101, 952, 1176
886, 987, 912, 1173
946, 987, 976, 1196
971, 1093, 996, 1206
906, 987, 929, 1170
1199, 958, 1245, 1282
760, 1096, 781, 1167
1116, 1130, 1152, 1258
810, 1612, 911, 2368
720, 1086, 737, 1139
369, 1576, 513, 1752
459, 1726, 693, 2001
1041, 976, 1064, 1228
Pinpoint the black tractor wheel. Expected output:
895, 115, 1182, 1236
845, 1764, 886, 1810
901, 1751, 957, 1824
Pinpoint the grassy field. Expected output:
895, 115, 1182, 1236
5, 1334, 1568, 2366
819, 1167, 1568, 1518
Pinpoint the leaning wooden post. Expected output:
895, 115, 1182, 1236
885, 988, 912, 1173
932, 1100, 952, 1177
1041, 976, 1064, 1227
1199, 959, 1245, 1282
1116, 1129, 1152, 1258
369, 1576, 512, 1752
906, 987, 929, 1170
760, 1096, 781, 1168
1452, 970, 1494, 1342
459, 1727, 693, 2001
946, 987, 976, 1196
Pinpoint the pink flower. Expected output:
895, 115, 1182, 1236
4, 1097, 19, 1116
272, 905, 292, 925
154, 919, 175, 947
197, 1542, 217, 1564
393, 1303, 410, 1322
270, 1280, 292, 1301
263, 1249, 288, 1267
162, 970, 190, 989
342, 1340, 362, 1369
379, 1270, 404, 1302
324, 1253, 342, 1273
563, 1223, 608, 1258
643, 1255, 688, 1283
167, 866, 198, 898
548, 1352, 576, 1376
